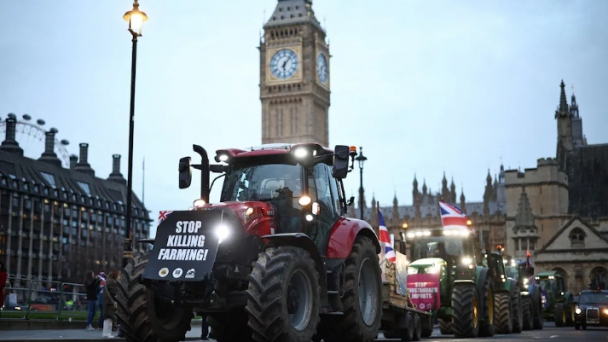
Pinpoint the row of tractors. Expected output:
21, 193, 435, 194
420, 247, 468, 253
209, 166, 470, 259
113, 143, 573, 342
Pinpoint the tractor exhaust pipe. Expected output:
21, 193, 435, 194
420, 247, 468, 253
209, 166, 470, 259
192, 144, 210, 203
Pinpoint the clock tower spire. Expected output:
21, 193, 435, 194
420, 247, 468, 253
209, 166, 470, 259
259, 0, 330, 147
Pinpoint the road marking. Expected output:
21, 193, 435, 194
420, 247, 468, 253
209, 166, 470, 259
550, 335, 559, 338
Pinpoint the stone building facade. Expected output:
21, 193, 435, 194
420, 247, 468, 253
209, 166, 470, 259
0, 114, 152, 285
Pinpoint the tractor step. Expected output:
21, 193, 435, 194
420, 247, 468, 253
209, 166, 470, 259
327, 290, 339, 295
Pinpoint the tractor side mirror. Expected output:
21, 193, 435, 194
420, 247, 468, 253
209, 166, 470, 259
179, 157, 192, 189
332, 145, 350, 179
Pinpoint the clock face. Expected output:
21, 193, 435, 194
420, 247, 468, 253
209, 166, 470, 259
317, 53, 328, 83
270, 49, 299, 79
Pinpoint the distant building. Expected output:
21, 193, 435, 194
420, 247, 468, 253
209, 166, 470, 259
505, 81, 608, 293
0, 114, 151, 285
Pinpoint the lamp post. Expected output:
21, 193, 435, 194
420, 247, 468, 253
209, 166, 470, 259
355, 147, 367, 220
122, 0, 148, 268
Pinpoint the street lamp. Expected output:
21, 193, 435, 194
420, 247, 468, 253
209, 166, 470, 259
355, 147, 367, 220
122, 0, 148, 268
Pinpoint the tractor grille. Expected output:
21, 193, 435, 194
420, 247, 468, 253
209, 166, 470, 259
586, 308, 600, 320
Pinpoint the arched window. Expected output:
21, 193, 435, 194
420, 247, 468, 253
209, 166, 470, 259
569, 228, 586, 248
589, 267, 608, 290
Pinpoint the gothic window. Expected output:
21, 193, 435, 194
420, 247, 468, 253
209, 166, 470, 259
569, 228, 585, 248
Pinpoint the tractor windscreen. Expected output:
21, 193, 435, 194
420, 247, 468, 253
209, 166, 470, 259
410, 237, 472, 264
538, 279, 556, 292
221, 163, 303, 203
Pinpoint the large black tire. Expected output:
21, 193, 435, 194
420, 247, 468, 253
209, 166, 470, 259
495, 292, 513, 334
439, 319, 453, 335
246, 246, 321, 342
207, 311, 255, 342
522, 297, 533, 330
554, 303, 565, 327
478, 276, 495, 337
411, 313, 421, 341
323, 236, 383, 342
512, 291, 523, 333
115, 253, 194, 342
451, 284, 479, 338
532, 294, 544, 329
565, 301, 574, 326
420, 314, 433, 338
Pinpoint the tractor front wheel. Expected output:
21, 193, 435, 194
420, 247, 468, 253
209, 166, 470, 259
522, 296, 534, 330
532, 293, 544, 329
246, 246, 321, 342
512, 291, 523, 333
495, 292, 513, 334
451, 284, 480, 338
323, 236, 382, 342
554, 303, 565, 327
438, 319, 453, 335
115, 253, 194, 342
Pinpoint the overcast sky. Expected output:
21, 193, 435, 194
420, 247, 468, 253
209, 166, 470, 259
1, 0, 607, 237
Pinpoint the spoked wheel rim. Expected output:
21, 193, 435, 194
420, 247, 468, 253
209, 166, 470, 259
473, 296, 479, 329
287, 270, 313, 331
358, 258, 379, 326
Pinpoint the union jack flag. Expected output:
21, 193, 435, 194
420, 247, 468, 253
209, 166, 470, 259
158, 210, 173, 226
438, 201, 469, 230
378, 209, 396, 263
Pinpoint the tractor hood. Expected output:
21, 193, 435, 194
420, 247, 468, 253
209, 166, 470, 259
195, 201, 277, 237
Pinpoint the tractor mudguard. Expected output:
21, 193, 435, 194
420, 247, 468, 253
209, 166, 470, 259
326, 217, 380, 259
475, 267, 489, 300
261, 233, 328, 299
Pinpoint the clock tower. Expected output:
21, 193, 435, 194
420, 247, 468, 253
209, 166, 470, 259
260, 0, 330, 147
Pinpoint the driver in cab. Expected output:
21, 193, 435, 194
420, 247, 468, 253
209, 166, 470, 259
274, 172, 302, 233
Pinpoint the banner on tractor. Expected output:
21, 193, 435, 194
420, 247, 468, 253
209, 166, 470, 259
142, 210, 223, 281
407, 273, 440, 311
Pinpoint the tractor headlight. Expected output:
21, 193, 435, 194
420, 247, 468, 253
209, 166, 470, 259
462, 257, 472, 265
523, 278, 529, 285
298, 195, 312, 206
293, 147, 308, 158
407, 232, 415, 238
215, 224, 230, 244
193, 199, 206, 208
575, 307, 581, 314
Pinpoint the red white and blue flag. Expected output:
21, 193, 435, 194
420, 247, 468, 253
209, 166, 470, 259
378, 209, 396, 263
158, 210, 173, 226
438, 201, 469, 230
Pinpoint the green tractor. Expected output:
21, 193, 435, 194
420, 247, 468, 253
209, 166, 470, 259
535, 271, 575, 327
485, 251, 522, 334
505, 259, 544, 330
404, 226, 518, 338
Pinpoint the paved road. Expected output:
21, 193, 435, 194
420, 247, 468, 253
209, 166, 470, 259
1, 322, 607, 341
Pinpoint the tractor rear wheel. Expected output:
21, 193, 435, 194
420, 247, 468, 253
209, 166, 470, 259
411, 313, 421, 341
451, 284, 479, 338
207, 311, 255, 342
478, 276, 495, 337
554, 303, 565, 327
438, 319, 453, 335
246, 246, 320, 342
115, 253, 194, 342
522, 297, 533, 330
420, 314, 433, 338
323, 236, 382, 342
495, 292, 513, 334
512, 291, 523, 333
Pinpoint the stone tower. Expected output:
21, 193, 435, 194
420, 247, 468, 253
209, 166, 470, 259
259, 0, 330, 147
556, 80, 573, 166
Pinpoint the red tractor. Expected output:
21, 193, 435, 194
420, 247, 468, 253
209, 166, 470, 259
116, 143, 383, 342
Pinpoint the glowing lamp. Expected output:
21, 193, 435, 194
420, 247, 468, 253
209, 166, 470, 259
123, 0, 148, 37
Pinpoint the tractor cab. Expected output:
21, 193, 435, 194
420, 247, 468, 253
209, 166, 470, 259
179, 143, 358, 255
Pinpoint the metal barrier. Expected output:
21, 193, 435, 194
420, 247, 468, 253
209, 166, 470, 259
1, 276, 99, 322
